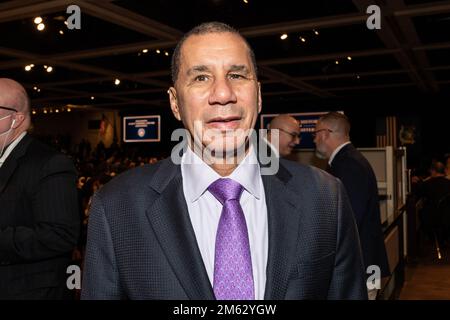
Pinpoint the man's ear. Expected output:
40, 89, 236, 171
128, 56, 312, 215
11, 113, 25, 129
168, 87, 182, 121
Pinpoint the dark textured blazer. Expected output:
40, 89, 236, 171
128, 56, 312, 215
328, 143, 390, 278
81, 157, 367, 300
0, 134, 80, 299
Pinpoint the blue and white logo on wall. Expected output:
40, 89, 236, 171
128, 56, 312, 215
137, 128, 146, 138
123, 115, 161, 142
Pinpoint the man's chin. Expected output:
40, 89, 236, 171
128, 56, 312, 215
315, 150, 327, 160
200, 141, 248, 164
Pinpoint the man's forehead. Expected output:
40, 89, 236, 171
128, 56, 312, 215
284, 120, 300, 131
180, 33, 251, 63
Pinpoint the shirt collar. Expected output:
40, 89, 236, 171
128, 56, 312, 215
0, 131, 27, 167
181, 145, 262, 203
329, 141, 351, 166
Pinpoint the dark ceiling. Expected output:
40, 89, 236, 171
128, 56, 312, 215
0, 0, 449, 113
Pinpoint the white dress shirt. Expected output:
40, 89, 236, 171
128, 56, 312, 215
328, 141, 352, 166
0, 132, 27, 168
181, 146, 268, 300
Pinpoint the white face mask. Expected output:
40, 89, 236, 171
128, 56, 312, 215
0, 114, 14, 158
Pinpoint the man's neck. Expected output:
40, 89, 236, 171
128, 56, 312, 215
190, 143, 249, 177
211, 163, 238, 177
328, 140, 351, 164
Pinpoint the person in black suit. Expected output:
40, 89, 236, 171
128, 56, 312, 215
81, 22, 367, 300
313, 112, 390, 299
0, 78, 80, 299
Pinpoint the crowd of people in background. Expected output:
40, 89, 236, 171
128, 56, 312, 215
412, 154, 450, 250
34, 133, 166, 297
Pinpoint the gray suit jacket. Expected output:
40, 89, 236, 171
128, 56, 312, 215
81, 157, 367, 299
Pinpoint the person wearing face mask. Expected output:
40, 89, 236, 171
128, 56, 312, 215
0, 78, 80, 299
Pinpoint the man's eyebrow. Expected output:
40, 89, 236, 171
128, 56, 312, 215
229, 65, 250, 73
187, 65, 210, 75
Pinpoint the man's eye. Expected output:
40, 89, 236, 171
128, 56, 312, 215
229, 74, 245, 80
194, 75, 208, 81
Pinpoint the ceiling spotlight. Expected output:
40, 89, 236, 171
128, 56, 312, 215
34, 17, 43, 24
37, 23, 45, 31
313, 29, 319, 36
37, 88, 41, 92
299, 36, 306, 43
59, 30, 64, 35
243, 0, 249, 3
25, 65, 32, 71
91, 96, 95, 100
46, 66, 53, 72
347, 56, 352, 61
49, 109, 53, 113
114, 78, 120, 86
356, 75, 360, 79
33, 86, 37, 90
164, 51, 169, 56
156, 49, 161, 54
32, 110, 37, 115
280, 33, 288, 40
44, 65, 48, 69
142, 49, 148, 53
43, 109, 48, 114
335, 60, 339, 65
64, 21, 68, 26
55, 109, 59, 113
67, 107, 71, 112
30, 64, 34, 67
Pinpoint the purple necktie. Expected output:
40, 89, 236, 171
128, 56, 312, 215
208, 178, 254, 300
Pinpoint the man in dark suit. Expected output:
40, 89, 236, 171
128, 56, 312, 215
0, 78, 80, 299
81, 22, 367, 300
314, 112, 390, 299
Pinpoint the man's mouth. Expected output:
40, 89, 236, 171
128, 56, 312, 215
206, 116, 242, 130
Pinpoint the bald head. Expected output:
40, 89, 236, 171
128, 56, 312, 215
268, 114, 301, 157
0, 78, 30, 114
0, 79, 31, 150
269, 114, 298, 131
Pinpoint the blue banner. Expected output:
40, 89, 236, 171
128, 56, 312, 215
123, 115, 161, 142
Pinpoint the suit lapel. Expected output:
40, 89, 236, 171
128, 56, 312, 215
145, 160, 215, 300
262, 163, 303, 300
0, 134, 31, 194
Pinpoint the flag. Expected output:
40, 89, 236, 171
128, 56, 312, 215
376, 116, 397, 148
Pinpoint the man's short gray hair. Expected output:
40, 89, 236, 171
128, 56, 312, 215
170, 21, 257, 85
319, 112, 350, 136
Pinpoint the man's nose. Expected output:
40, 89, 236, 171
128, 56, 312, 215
208, 77, 237, 105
